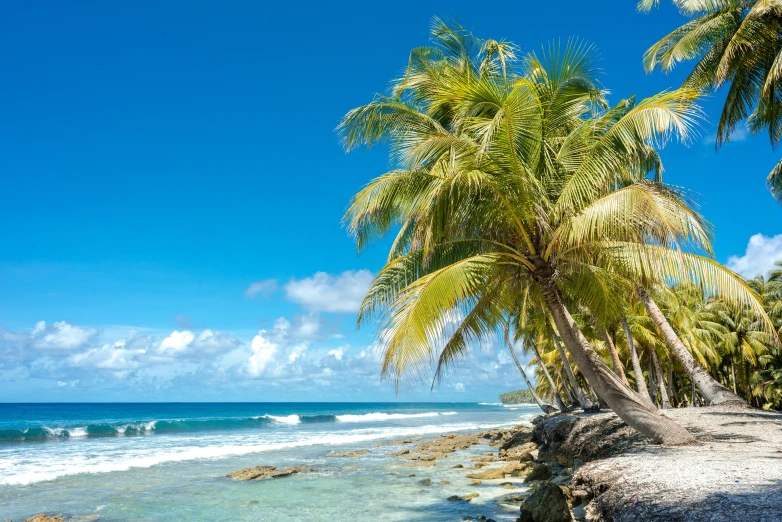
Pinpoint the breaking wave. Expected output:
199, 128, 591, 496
0, 411, 459, 442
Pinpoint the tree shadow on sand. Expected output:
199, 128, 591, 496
606, 479, 782, 522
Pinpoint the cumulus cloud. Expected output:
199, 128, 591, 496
68, 340, 148, 373
157, 329, 241, 359
159, 331, 195, 353
0, 321, 243, 382
284, 270, 373, 313
292, 313, 324, 340
30, 321, 99, 351
288, 343, 307, 363
244, 279, 278, 299
328, 346, 348, 361
726, 233, 782, 278
248, 332, 278, 376
0, 311, 526, 400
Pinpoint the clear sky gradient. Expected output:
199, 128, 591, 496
1, 1, 780, 402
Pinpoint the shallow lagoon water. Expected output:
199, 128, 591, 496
0, 403, 538, 521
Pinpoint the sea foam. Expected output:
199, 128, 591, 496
335, 412, 457, 422
0, 421, 514, 487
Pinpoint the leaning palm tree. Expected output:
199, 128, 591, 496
504, 322, 557, 414
340, 20, 774, 444
641, 0, 782, 200
618, 308, 653, 402
511, 300, 569, 411
548, 320, 595, 409
638, 284, 744, 404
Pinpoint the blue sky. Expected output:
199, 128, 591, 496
1, 1, 780, 402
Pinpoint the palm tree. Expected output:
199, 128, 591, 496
619, 312, 653, 401
641, 0, 782, 200
511, 308, 569, 411
638, 285, 745, 404
651, 348, 673, 408
751, 349, 782, 408
549, 323, 595, 410
712, 301, 773, 398
340, 20, 773, 444
596, 322, 630, 385
749, 264, 782, 332
504, 322, 557, 414
748, 264, 782, 408
530, 337, 576, 409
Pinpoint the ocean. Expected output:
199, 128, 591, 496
0, 402, 538, 521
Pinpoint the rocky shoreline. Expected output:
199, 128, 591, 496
14, 406, 782, 522
224, 405, 782, 522
225, 425, 571, 521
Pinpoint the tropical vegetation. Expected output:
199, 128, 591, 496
499, 389, 535, 404
641, 0, 782, 201
340, 18, 781, 445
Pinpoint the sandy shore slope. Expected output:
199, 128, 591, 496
563, 406, 782, 521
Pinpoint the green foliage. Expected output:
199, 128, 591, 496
499, 389, 535, 404
642, 1, 782, 201
340, 18, 774, 396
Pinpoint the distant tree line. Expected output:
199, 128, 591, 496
499, 389, 535, 404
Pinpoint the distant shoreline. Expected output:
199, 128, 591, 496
498, 389, 536, 405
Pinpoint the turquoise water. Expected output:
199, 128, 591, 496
0, 402, 537, 521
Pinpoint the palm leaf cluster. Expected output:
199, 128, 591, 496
642, 0, 782, 200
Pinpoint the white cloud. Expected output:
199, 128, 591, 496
248, 331, 277, 376
158, 329, 240, 358
244, 279, 278, 299
269, 318, 291, 341
328, 346, 348, 361
726, 233, 782, 278
30, 321, 98, 351
284, 270, 373, 313
159, 331, 195, 353
0, 310, 527, 400
292, 314, 323, 340
288, 343, 307, 363
0, 321, 244, 383
68, 341, 147, 373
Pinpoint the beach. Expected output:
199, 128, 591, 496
0, 402, 539, 521
6, 401, 782, 521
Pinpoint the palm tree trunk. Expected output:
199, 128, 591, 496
621, 316, 652, 402
652, 350, 672, 409
506, 338, 556, 414
558, 368, 578, 405
532, 342, 568, 411
536, 274, 694, 445
730, 360, 738, 395
669, 363, 680, 407
550, 328, 594, 410
637, 286, 745, 406
691, 379, 697, 407
599, 326, 629, 386
648, 356, 657, 406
